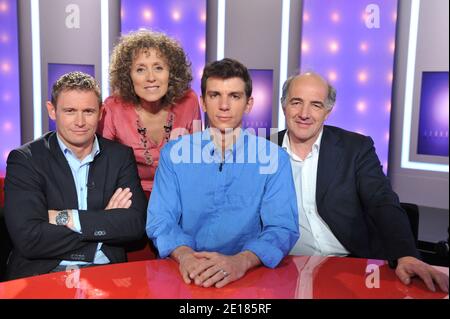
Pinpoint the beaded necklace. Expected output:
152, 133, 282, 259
136, 112, 174, 166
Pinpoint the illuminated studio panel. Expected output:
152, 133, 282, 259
243, 69, 273, 132
300, 0, 398, 173
417, 71, 449, 157
0, 0, 21, 176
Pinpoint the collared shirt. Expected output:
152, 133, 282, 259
146, 128, 299, 268
56, 134, 110, 266
282, 130, 349, 256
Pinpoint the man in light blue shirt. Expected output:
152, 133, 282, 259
146, 59, 299, 288
55, 135, 110, 268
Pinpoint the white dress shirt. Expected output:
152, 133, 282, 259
282, 130, 349, 256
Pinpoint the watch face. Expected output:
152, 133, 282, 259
56, 210, 69, 226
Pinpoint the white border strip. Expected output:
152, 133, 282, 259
31, 0, 42, 138
216, 0, 226, 60
278, 0, 290, 131
400, 0, 448, 172
101, 0, 110, 99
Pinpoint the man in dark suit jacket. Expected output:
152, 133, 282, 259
276, 71, 448, 292
4, 72, 147, 280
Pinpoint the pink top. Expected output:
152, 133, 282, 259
98, 89, 201, 193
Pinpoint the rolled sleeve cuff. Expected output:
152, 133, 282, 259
243, 240, 285, 269
154, 234, 196, 259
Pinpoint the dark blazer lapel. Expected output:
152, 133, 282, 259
276, 130, 287, 147
47, 132, 78, 207
316, 126, 343, 207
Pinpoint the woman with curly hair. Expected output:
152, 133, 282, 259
99, 29, 201, 194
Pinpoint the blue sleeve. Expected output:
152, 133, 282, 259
146, 144, 196, 258
242, 150, 300, 268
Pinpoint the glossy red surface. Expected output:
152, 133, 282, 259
0, 256, 447, 299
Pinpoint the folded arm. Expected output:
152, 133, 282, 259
4, 150, 95, 260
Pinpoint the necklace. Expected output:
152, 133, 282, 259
136, 112, 174, 166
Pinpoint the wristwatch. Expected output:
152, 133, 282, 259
55, 210, 69, 226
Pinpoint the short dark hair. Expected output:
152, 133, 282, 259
201, 58, 252, 98
51, 72, 101, 107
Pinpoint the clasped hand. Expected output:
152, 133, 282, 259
179, 251, 249, 288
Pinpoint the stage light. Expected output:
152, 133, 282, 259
389, 40, 395, 53
387, 72, 393, 83
386, 101, 391, 113
3, 121, 12, 132
360, 42, 368, 52
171, 10, 181, 22
303, 12, 310, 22
3, 92, 10, 102
302, 41, 310, 53
0, 33, 8, 43
0, 1, 9, 13
199, 39, 206, 51
357, 101, 367, 113
200, 11, 206, 22
328, 71, 337, 82
143, 9, 153, 21
331, 12, 340, 23
357, 71, 368, 83
1, 61, 11, 73
328, 40, 339, 53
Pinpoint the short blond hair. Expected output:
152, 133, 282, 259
51, 71, 101, 107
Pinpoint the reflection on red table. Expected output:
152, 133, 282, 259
0, 256, 447, 299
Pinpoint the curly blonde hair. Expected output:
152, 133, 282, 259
109, 29, 193, 106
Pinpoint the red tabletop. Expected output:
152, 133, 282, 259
0, 256, 447, 299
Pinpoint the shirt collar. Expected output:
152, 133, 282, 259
203, 127, 247, 159
56, 133, 100, 163
282, 129, 323, 161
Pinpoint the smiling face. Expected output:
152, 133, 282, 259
47, 89, 102, 159
201, 77, 253, 133
130, 48, 170, 104
283, 74, 332, 146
